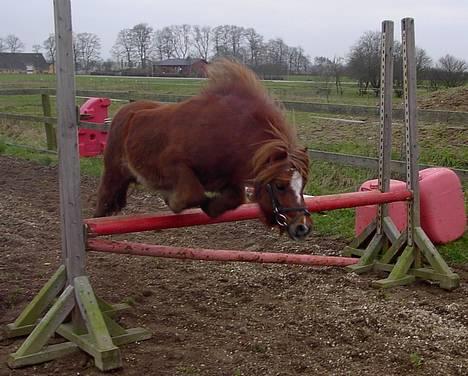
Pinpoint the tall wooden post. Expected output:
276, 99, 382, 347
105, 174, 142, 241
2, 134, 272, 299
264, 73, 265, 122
53, 0, 86, 287
5, 1, 151, 371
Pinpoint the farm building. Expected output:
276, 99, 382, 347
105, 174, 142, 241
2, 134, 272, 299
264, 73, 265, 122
152, 58, 208, 77
0, 52, 50, 74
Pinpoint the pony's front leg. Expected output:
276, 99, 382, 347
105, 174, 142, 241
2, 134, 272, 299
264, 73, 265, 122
201, 185, 245, 218
165, 165, 207, 213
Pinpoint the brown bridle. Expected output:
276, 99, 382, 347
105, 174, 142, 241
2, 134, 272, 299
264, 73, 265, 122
265, 183, 311, 228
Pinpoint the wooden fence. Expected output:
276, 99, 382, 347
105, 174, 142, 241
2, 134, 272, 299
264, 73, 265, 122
0, 88, 466, 181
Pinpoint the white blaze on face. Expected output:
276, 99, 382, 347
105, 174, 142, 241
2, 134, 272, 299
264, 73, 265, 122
290, 170, 303, 203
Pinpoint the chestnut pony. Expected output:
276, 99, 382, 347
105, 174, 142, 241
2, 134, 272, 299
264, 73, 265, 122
94, 59, 312, 240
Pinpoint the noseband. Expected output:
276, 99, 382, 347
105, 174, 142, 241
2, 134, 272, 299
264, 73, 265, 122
266, 183, 310, 227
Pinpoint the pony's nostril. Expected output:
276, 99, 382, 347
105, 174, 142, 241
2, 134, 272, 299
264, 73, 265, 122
295, 224, 310, 237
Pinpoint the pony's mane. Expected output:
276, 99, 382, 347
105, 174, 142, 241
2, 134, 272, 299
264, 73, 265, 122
202, 58, 269, 100
252, 123, 310, 184
204, 59, 309, 184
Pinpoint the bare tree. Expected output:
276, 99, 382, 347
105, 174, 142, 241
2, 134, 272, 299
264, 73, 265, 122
170, 24, 192, 59
228, 25, 244, 58
112, 28, 136, 68
212, 25, 230, 57
244, 28, 263, 66
330, 57, 344, 95
5, 34, 25, 52
437, 54, 467, 87
43, 34, 56, 68
32, 44, 42, 53
131, 23, 153, 68
75, 32, 101, 72
153, 27, 176, 60
266, 38, 289, 66
415, 48, 432, 75
192, 25, 211, 60
314, 56, 334, 101
347, 30, 381, 94
0, 37, 5, 52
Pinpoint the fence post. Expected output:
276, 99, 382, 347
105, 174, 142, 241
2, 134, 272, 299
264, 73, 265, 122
41, 93, 57, 150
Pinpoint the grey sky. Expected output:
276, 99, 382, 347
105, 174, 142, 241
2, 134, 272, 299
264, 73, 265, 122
1, 0, 467, 62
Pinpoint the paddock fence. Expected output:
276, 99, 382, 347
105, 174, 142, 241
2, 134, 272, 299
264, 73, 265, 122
0, 88, 466, 181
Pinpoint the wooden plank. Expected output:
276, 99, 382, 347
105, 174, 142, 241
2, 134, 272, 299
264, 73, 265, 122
347, 234, 383, 273
41, 94, 57, 150
8, 342, 79, 369
379, 231, 407, 264
0, 112, 56, 123
402, 17, 421, 246
57, 324, 121, 371
0, 88, 53, 96
10, 285, 75, 357
307, 150, 468, 181
5, 265, 67, 338
414, 227, 460, 279
54, 0, 86, 282
5, 142, 58, 155
74, 276, 118, 351
383, 216, 401, 244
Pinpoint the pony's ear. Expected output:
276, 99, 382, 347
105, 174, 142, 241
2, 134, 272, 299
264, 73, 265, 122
268, 149, 288, 163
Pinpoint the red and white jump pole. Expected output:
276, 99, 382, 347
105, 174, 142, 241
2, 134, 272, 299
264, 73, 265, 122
87, 239, 359, 267
85, 189, 411, 268
85, 189, 412, 236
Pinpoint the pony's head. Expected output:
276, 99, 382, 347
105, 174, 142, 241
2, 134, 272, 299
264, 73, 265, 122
204, 58, 312, 240
252, 128, 312, 241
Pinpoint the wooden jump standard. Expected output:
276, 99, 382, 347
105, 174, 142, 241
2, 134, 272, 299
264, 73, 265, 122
4, 12, 460, 373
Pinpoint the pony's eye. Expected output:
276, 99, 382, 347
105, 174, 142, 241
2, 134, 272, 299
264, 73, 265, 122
275, 183, 287, 192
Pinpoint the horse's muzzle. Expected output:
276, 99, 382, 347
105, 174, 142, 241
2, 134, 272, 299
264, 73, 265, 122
287, 220, 312, 241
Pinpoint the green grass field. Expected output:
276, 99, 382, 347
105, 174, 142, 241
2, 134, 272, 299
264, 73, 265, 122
0, 73, 466, 264
0, 72, 437, 106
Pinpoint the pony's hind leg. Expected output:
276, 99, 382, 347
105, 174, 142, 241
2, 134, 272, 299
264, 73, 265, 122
94, 165, 135, 217
201, 185, 245, 218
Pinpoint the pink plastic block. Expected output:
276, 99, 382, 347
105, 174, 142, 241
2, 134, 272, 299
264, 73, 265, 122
355, 168, 466, 244
78, 97, 111, 157
419, 168, 466, 244
355, 179, 408, 235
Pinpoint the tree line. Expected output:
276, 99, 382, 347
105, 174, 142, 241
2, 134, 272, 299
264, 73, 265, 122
111, 23, 311, 76
2, 25, 467, 89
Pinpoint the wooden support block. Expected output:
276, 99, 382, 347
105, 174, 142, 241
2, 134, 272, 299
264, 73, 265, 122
5, 265, 66, 338
387, 246, 415, 280
97, 297, 130, 318
380, 231, 407, 264
346, 263, 374, 274
383, 217, 401, 243
371, 275, 416, 289
373, 262, 395, 272
8, 285, 76, 369
5, 323, 37, 338
411, 268, 460, 290
342, 246, 364, 257
57, 324, 121, 371
348, 221, 376, 249
73, 276, 122, 370
8, 342, 79, 369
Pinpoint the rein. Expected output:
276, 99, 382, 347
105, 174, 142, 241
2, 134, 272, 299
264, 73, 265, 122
265, 183, 310, 227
